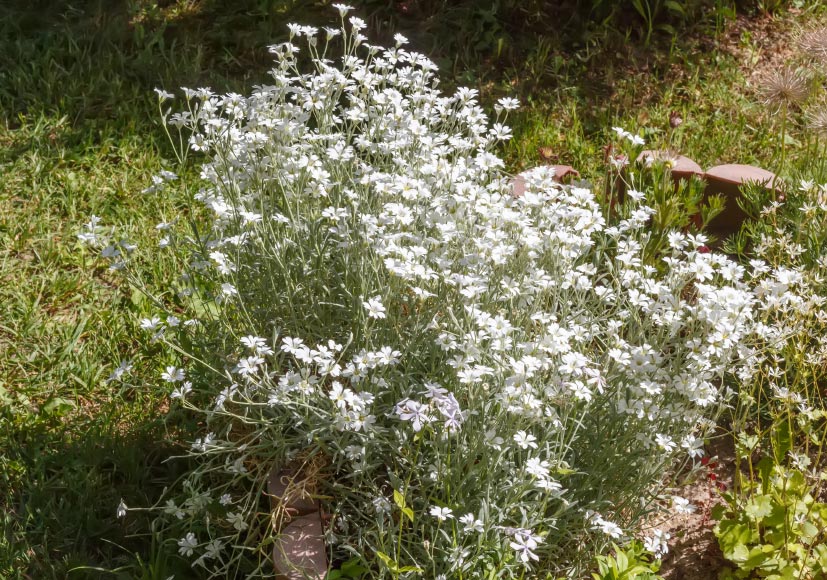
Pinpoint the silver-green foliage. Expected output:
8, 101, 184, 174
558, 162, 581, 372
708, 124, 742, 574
87, 9, 766, 578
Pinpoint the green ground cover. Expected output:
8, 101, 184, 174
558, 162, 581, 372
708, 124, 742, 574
1, 1, 825, 577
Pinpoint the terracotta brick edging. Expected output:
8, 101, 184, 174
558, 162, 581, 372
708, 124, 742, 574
512, 152, 778, 240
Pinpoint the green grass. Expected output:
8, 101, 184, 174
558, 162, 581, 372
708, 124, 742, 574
502, 13, 823, 178
0, 1, 313, 577
0, 0, 824, 577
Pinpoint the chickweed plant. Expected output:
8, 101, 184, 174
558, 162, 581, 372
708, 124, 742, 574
79, 6, 787, 578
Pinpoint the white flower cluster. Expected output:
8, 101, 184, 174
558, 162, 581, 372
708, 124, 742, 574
97, 10, 816, 578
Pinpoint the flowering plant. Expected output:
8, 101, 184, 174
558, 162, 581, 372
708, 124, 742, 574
84, 7, 769, 578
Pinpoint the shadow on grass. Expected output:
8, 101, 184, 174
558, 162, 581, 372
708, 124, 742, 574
0, 0, 338, 133
0, 1, 320, 577
2, 409, 198, 579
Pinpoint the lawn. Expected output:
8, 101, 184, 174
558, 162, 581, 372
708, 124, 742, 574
1, 1, 825, 578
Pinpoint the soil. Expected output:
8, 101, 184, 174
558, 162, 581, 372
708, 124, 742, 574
654, 435, 736, 580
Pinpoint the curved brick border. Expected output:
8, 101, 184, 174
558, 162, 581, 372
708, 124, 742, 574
512, 165, 580, 198
269, 467, 328, 579
513, 153, 777, 241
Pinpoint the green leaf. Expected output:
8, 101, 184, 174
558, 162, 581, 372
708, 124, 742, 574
130, 287, 146, 307
402, 507, 414, 523
764, 504, 787, 528
375, 551, 395, 572
785, 470, 807, 496
742, 545, 771, 571
43, 397, 76, 416
799, 521, 819, 543
757, 456, 774, 495
711, 504, 727, 521
782, 134, 801, 147
814, 543, 827, 571
341, 560, 368, 577
393, 489, 406, 510
615, 546, 628, 571
736, 432, 759, 454
772, 423, 792, 465
716, 520, 760, 561
745, 495, 773, 522
731, 544, 750, 563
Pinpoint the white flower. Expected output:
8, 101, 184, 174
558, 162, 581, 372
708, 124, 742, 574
171, 381, 192, 399
154, 88, 174, 101
116, 499, 127, 518
101, 245, 120, 259
513, 430, 538, 450
672, 496, 696, 514
286, 23, 302, 38
332, 3, 354, 16
140, 317, 162, 331
235, 355, 264, 377
459, 513, 484, 533
107, 359, 133, 383
429, 506, 453, 522
644, 529, 670, 557
655, 433, 676, 453
681, 435, 705, 459
241, 335, 270, 353
161, 366, 185, 383
226, 511, 248, 531
525, 457, 550, 479
373, 496, 392, 514
490, 123, 513, 141
484, 429, 504, 450
612, 126, 631, 139
510, 531, 541, 563
164, 499, 185, 519
119, 18, 776, 576
227, 457, 247, 474
536, 477, 563, 492
219, 494, 233, 506
362, 296, 386, 319
629, 134, 645, 146
281, 336, 305, 354
396, 399, 432, 432
203, 539, 223, 559
177, 532, 198, 557
344, 445, 364, 461
592, 515, 623, 538
496, 97, 520, 112
192, 432, 215, 453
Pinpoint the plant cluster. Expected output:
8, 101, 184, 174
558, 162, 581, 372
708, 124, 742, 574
76, 7, 802, 578
710, 175, 827, 578
714, 462, 827, 578
700, 29, 827, 572
591, 541, 665, 580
